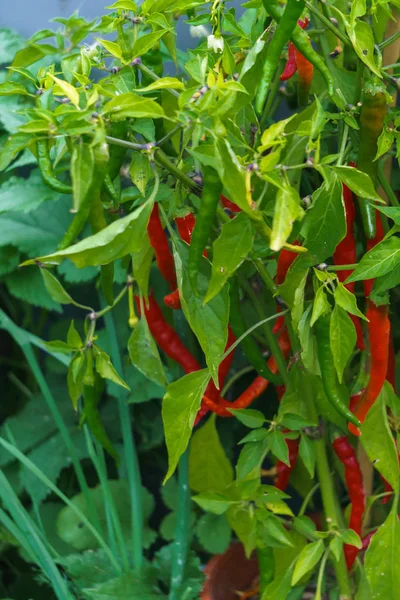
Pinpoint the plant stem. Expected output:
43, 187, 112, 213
337, 124, 349, 166
252, 259, 278, 296
326, 263, 357, 271
102, 305, 144, 570
96, 285, 128, 319
155, 149, 202, 196
379, 28, 400, 49
221, 366, 256, 396
169, 448, 191, 600
305, 1, 351, 46
378, 161, 400, 207
21, 343, 101, 533
240, 278, 289, 386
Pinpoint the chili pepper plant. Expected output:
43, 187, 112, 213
0, 0, 400, 598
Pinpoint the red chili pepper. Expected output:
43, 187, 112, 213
333, 163, 364, 351
348, 302, 390, 436
280, 42, 297, 81
332, 435, 365, 570
363, 211, 385, 298
361, 529, 377, 552
273, 243, 299, 334
275, 436, 299, 491
220, 194, 241, 214
202, 328, 291, 417
147, 204, 177, 290
163, 288, 181, 310
135, 294, 200, 374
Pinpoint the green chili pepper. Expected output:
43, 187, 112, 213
256, 0, 305, 115
314, 314, 361, 428
188, 166, 222, 293
89, 196, 114, 306
58, 141, 109, 250
108, 122, 127, 181
103, 173, 118, 208
257, 546, 275, 595
357, 81, 386, 239
262, 0, 334, 98
36, 139, 73, 194
230, 279, 283, 384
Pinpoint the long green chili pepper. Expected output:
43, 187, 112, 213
89, 196, 114, 306
103, 173, 118, 207
107, 122, 127, 181
314, 314, 361, 429
58, 142, 109, 250
188, 166, 222, 293
36, 139, 73, 194
230, 279, 283, 384
357, 81, 387, 239
256, 0, 305, 115
262, 0, 334, 97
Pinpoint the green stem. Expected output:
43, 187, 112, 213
337, 124, 349, 166
378, 161, 400, 207
221, 366, 256, 396
240, 278, 289, 386
169, 448, 191, 600
102, 305, 144, 569
155, 149, 202, 196
379, 28, 400, 49
305, 1, 351, 46
21, 343, 101, 533
252, 259, 278, 296
315, 549, 330, 599
326, 263, 358, 271
137, 62, 180, 98
96, 285, 128, 319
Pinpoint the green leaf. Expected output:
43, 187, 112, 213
299, 434, 316, 478
162, 369, 210, 482
292, 540, 324, 585
377, 206, 400, 225
346, 237, 400, 284
310, 286, 329, 327
59, 549, 117, 592
195, 513, 231, 554
131, 30, 167, 58
365, 507, 400, 599
5, 267, 62, 313
0, 82, 31, 96
346, 20, 382, 78
40, 269, 74, 305
0, 28, 24, 64
0, 170, 62, 215
128, 318, 167, 388
341, 528, 362, 548
106, 0, 137, 9
103, 92, 165, 120
189, 414, 233, 493
229, 408, 266, 429
269, 430, 290, 465
137, 77, 185, 92
330, 305, 356, 383
236, 438, 269, 481
261, 565, 294, 600
375, 128, 394, 161
96, 38, 123, 60
95, 349, 130, 390
129, 153, 152, 196
22, 201, 152, 268
334, 283, 367, 320
67, 321, 83, 349
361, 384, 399, 492
174, 238, 229, 386
265, 516, 294, 547
49, 74, 80, 108
192, 491, 237, 515
68, 353, 86, 408
331, 166, 382, 201
214, 138, 249, 213
205, 212, 254, 303
270, 186, 303, 252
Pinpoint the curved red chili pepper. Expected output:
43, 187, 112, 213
332, 435, 365, 570
348, 302, 390, 436
280, 42, 297, 81
333, 162, 364, 350
273, 243, 299, 334
147, 204, 177, 290
220, 194, 241, 214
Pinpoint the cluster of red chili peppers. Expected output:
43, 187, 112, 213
280, 18, 314, 106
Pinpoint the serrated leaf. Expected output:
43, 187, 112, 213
162, 369, 210, 482
205, 212, 254, 303
292, 540, 324, 585
128, 318, 167, 388
330, 305, 356, 383
0, 170, 62, 215
5, 267, 62, 312
189, 415, 233, 493
195, 513, 231, 554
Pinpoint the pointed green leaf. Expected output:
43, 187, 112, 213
96, 39, 123, 60
365, 507, 400, 599
128, 318, 167, 388
229, 408, 266, 429
49, 74, 80, 108
292, 540, 324, 585
103, 93, 165, 120
67, 321, 83, 349
346, 237, 400, 284
270, 186, 303, 252
331, 166, 382, 201
95, 349, 130, 390
334, 283, 368, 320
330, 305, 356, 383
